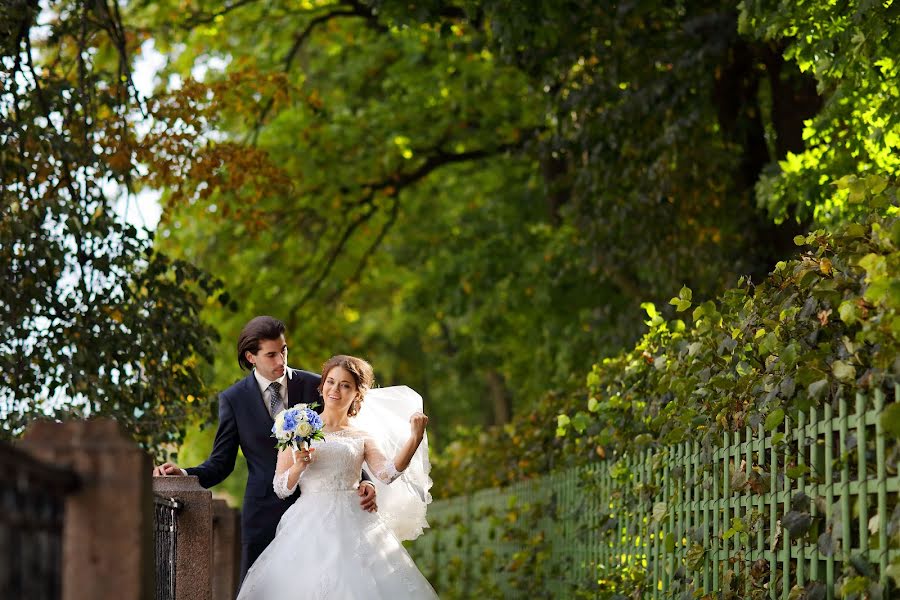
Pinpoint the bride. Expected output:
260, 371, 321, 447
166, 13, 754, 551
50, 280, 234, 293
236, 354, 439, 599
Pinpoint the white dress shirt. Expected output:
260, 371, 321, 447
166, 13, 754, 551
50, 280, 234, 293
254, 368, 289, 420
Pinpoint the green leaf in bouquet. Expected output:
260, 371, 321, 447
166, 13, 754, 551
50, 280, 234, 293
840, 576, 869, 596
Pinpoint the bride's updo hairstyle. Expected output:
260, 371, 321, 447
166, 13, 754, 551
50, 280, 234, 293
319, 354, 374, 417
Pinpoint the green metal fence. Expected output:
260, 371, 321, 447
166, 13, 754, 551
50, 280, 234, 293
409, 387, 900, 598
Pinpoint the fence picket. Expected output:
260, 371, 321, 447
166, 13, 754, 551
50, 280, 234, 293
809, 405, 819, 585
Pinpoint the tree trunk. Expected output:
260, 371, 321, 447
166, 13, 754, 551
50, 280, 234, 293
485, 370, 512, 425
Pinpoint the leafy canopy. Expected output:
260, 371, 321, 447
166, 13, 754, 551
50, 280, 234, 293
1, 0, 224, 453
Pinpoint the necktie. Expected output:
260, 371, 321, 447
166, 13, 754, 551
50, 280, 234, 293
268, 381, 283, 417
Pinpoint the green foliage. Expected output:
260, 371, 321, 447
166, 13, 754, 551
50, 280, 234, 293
421, 388, 897, 597
126, 0, 835, 443
130, 0, 561, 443
431, 206, 900, 495
0, 1, 223, 455
431, 391, 571, 498
382, 0, 822, 296
412, 474, 650, 599
740, 0, 900, 225
575, 208, 900, 456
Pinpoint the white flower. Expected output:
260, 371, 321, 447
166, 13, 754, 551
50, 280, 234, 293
273, 411, 286, 436
296, 421, 313, 437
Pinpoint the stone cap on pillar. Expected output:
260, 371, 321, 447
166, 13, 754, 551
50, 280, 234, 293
153, 474, 209, 497
21, 418, 140, 453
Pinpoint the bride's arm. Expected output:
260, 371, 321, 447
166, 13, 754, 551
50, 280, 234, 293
273, 446, 311, 499
363, 412, 428, 484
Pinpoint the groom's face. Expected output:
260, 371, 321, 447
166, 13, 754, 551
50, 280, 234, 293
248, 335, 287, 381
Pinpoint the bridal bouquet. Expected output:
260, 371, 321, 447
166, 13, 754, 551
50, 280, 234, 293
271, 404, 325, 451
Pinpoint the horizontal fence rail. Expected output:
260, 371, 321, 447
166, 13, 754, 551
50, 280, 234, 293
0, 442, 79, 600
409, 387, 900, 598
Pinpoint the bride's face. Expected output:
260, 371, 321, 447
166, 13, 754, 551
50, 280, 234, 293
322, 366, 358, 413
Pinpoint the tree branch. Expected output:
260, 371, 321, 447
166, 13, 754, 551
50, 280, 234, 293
283, 8, 360, 72
290, 140, 522, 307
248, 3, 379, 141
367, 142, 519, 195
179, 0, 262, 30
294, 201, 379, 308
324, 196, 400, 304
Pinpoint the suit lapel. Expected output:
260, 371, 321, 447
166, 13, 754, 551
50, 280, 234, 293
286, 367, 302, 408
242, 372, 273, 426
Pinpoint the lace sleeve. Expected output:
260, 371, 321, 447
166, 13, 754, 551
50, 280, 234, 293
273, 450, 303, 499
273, 469, 298, 499
363, 435, 402, 484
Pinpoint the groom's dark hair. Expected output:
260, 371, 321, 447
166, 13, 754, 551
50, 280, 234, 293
237, 316, 286, 370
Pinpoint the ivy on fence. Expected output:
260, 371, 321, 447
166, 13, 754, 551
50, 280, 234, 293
424, 205, 900, 596
433, 208, 900, 494
412, 387, 900, 598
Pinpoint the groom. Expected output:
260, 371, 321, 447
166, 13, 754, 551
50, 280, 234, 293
153, 315, 377, 581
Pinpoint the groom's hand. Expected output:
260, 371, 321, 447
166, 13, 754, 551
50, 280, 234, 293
358, 483, 377, 512
153, 462, 185, 477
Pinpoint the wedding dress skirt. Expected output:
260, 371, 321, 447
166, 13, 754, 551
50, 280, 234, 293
236, 429, 439, 599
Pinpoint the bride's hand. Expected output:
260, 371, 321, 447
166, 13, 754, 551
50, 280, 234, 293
292, 446, 316, 467
409, 412, 428, 439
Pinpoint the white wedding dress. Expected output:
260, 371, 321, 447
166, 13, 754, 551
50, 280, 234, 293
236, 426, 439, 599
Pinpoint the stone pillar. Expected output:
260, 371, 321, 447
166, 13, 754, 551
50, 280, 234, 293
211, 499, 241, 600
18, 418, 154, 600
153, 475, 213, 600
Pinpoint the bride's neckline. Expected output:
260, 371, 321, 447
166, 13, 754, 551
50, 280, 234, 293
322, 426, 353, 434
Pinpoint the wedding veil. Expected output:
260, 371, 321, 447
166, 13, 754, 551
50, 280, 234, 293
353, 385, 433, 541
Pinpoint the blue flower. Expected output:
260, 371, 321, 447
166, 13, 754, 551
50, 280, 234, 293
306, 409, 323, 430
282, 409, 298, 432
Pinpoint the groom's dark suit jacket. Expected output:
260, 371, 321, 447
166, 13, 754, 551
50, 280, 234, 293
186, 367, 371, 574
